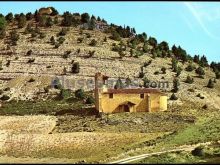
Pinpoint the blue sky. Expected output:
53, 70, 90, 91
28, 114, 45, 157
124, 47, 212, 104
0, 1, 220, 63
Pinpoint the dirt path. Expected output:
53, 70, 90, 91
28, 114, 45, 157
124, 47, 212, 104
109, 141, 214, 164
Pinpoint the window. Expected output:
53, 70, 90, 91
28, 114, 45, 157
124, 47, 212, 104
109, 93, 113, 98
140, 93, 144, 98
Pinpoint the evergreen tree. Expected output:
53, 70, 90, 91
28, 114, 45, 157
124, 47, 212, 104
5, 12, 13, 22
114, 77, 124, 89
172, 78, 180, 93
207, 79, 214, 88
81, 13, 90, 23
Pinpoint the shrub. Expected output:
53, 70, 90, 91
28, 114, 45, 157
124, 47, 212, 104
86, 33, 91, 38
88, 50, 95, 58
10, 30, 19, 45
63, 51, 71, 59
50, 36, 55, 45
161, 67, 166, 74
18, 15, 26, 28
44, 86, 50, 93
63, 67, 67, 75
191, 146, 204, 157
110, 31, 121, 41
39, 32, 46, 39
52, 78, 62, 89
72, 62, 80, 73
57, 37, 65, 44
6, 60, 10, 67
195, 67, 205, 77
28, 78, 35, 82
103, 36, 107, 42
172, 78, 180, 93
31, 31, 37, 38
77, 37, 83, 43
114, 78, 124, 89
176, 66, 182, 77
185, 63, 194, 72
1, 95, 10, 101
77, 48, 81, 54
27, 58, 35, 63
154, 71, 159, 75
58, 27, 68, 36
85, 96, 95, 104
170, 93, 178, 100
4, 87, 10, 91
185, 75, 194, 84
207, 79, 214, 88
26, 50, 32, 56
118, 50, 126, 59
143, 60, 152, 67
202, 104, 208, 109
139, 71, 144, 78
75, 89, 85, 99
89, 39, 97, 46
0, 29, 6, 39
59, 88, 72, 100
215, 72, 220, 79
54, 42, 60, 48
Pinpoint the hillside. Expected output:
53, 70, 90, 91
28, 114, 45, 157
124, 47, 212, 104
0, 7, 219, 164
0, 8, 219, 110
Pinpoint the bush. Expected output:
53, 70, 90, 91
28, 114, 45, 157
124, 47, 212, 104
27, 58, 35, 63
57, 37, 65, 44
58, 27, 68, 36
17, 15, 26, 28
39, 32, 46, 39
170, 93, 178, 100
26, 50, 32, 56
72, 62, 80, 73
207, 79, 214, 88
161, 67, 166, 74
44, 86, 50, 93
10, 30, 19, 45
172, 78, 180, 93
1, 95, 10, 101
50, 36, 55, 45
185, 63, 194, 72
75, 89, 85, 99
31, 31, 37, 38
77, 37, 83, 43
202, 104, 208, 109
54, 42, 60, 49
110, 31, 121, 41
59, 88, 72, 100
89, 39, 97, 46
154, 71, 159, 75
195, 67, 205, 77
215, 72, 220, 79
85, 96, 95, 104
118, 50, 126, 59
6, 60, 10, 67
185, 75, 194, 84
88, 50, 95, 58
28, 77, 35, 82
139, 71, 144, 78
63, 51, 71, 59
191, 146, 204, 157
0, 29, 6, 39
52, 78, 62, 89
4, 87, 10, 91
176, 66, 182, 77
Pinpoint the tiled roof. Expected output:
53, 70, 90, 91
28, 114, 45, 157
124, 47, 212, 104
103, 88, 165, 94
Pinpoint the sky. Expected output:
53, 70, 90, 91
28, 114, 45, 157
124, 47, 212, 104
0, 1, 220, 63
